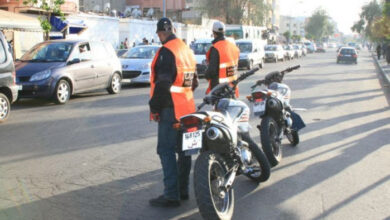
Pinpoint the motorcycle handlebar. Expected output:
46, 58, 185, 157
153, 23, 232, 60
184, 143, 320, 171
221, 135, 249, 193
281, 65, 300, 74
233, 67, 259, 86
197, 102, 206, 111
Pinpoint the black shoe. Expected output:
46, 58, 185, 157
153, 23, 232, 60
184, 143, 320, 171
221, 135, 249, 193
149, 195, 180, 207
180, 194, 189, 200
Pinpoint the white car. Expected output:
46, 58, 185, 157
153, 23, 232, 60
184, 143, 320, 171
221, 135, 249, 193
120, 45, 160, 84
264, 44, 285, 62
190, 38, 213, 77
236, 39, 265, 69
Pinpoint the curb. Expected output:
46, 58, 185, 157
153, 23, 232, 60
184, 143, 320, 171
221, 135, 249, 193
371, 53, 390, 86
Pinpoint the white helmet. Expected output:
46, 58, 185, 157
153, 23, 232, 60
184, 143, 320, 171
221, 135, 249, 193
212, 21, 225, 33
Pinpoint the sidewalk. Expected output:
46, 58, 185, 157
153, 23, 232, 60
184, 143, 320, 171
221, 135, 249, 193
372, 53, 390, 86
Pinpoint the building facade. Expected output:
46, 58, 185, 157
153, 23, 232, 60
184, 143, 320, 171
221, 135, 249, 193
279, 15, 306, 37
0, 0, 79, 13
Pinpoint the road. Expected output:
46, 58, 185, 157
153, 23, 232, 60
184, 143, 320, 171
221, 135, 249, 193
0, 49, 389, 220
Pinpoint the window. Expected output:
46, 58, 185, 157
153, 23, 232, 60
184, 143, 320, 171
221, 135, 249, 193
77, 43, 91, 61
0, 41, 7, 64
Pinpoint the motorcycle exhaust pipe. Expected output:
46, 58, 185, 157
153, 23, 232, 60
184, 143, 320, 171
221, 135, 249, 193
206, 127, 222, 141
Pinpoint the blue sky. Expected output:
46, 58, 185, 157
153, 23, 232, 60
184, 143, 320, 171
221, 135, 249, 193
279, 0, 372, 34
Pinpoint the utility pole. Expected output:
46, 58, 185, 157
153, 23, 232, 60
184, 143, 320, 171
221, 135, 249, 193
163, 0, 166, 17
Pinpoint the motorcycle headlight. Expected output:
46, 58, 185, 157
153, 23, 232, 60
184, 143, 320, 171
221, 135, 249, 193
30, 69, 52, 82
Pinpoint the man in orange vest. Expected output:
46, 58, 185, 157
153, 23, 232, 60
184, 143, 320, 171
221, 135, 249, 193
149, 17, 198, 207
205, 20, 240, 97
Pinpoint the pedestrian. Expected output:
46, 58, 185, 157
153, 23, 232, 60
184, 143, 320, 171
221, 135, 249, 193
204, 20, 240, 97
148, 17, 198, 207
382, 43, 387, 60
386, 43, 390, 65
376, 44, 381, 60
120, 41, 125, 49
142, 37, 149, 45
124, 37, 129, 49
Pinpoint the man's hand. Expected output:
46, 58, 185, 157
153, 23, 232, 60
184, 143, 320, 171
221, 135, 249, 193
150, 112, 160, 122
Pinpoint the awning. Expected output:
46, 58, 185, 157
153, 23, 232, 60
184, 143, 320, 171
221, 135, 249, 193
50, 16, 87, 34
0, 10, 42, 32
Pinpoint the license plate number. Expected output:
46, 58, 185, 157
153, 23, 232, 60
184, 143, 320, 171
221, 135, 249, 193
253, 101, 265, 113
182, 130, 202, 151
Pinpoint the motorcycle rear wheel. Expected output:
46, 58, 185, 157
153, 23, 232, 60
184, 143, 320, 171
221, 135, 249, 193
194, 151, 234, 220
260, 116, 282, 167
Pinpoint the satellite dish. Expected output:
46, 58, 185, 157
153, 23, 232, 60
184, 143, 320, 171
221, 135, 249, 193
146, 8, 154, 18
93, 5, 100, 12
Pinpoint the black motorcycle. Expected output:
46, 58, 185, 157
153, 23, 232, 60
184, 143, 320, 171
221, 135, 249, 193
248, 65, 306, 166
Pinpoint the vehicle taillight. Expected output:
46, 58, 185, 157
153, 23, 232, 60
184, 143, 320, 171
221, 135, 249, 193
181, 116, 202, 128
353, 54, 357, 58
252, 92, 265, 100
338, 53, 342, 57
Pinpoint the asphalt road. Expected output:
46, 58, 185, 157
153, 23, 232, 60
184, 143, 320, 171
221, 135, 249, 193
0, 49, 389, 220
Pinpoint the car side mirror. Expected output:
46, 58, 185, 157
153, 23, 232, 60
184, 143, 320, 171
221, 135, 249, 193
68, 58, 81, 65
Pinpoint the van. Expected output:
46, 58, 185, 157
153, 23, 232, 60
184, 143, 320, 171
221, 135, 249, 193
236, 39, 265, 69
190, 38, 213, 77
0, 32, 18, 123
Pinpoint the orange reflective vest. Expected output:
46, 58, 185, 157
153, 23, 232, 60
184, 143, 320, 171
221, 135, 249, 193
150, 38, 196, 121
206, 39, 240, 97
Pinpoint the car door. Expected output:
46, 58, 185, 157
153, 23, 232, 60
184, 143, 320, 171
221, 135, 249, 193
67, 43, 97, 92
90, 42, 112, 88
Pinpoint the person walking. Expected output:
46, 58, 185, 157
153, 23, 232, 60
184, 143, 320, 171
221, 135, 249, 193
376, 44, 381, 60
204, 20, 240, 97
149, 17, 198, 207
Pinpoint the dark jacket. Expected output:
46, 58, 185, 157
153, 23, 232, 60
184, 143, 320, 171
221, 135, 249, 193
149, 34, 198, 114
205, 36, 225, 90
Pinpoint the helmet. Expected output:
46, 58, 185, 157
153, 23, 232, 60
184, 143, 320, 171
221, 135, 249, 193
156, 17, 173, 33
212, 21, 225, 33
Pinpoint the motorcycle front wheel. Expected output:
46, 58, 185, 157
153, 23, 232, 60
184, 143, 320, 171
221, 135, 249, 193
241, 133, 271, 183
260, 116, 282, 167
194, 151, 234, 220
286, 130, 299, 146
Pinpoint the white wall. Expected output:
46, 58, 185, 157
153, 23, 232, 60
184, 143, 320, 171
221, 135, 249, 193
67, 14, 120, 48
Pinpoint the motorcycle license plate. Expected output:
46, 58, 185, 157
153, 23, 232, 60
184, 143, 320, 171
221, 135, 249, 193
253, 101, 266, 113
182, 130, 202, 151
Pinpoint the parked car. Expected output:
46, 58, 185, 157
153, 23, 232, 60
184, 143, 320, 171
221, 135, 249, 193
191, 38, 213, 77
348, 42, 361, 51
116, 49, 129, 57
316, 43, 326, 53
120, 45, 160, 83
0, 32, 18, 123
337, 47, 358, 64
304, 42, 316, 53
328, 42, 337, 48
15, 40, 122, 104
236, 39, 265, 69
264, 44, 285, 62
283, 45, 295, 60
293, 44, 303, 58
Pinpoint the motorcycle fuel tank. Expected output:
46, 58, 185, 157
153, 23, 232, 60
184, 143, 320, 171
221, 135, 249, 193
216, 98, 251, 133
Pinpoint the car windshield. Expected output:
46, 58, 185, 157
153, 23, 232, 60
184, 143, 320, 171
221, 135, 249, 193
192, 43, 212, 55
121, 46, 159, 59
237, 43, 252, 53
265, 45, 277, 51
20, 42, 73, 62
340, 49, 356, 55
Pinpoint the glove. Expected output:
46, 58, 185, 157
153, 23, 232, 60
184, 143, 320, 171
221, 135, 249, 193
150, 112, 160, 122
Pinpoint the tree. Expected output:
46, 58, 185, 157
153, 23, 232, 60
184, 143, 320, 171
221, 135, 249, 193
291, 35, 302, 42
23, 0, 66, 40
197, 0, 270, 25
305, 8, 334, 41
351, 0, 382, 40
283, 31, 291, 43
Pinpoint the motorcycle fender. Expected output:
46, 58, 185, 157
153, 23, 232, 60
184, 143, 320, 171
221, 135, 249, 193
291, 111, 306, 131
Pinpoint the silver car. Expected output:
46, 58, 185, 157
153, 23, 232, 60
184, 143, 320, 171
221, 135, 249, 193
120, 45, 160, 84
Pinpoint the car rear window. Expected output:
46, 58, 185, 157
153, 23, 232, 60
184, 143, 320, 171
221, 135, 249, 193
340, 49, 356, 55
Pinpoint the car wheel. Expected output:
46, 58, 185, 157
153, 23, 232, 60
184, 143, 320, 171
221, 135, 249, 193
0, 93, 10, 123
259, 59, 264, 68
108, 72, 122, 94
54, 79, 71, 104
247, 60, 253, 70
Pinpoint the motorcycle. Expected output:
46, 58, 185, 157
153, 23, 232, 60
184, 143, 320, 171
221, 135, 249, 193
176, 68, 270, 220
248, 65, 306, 167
